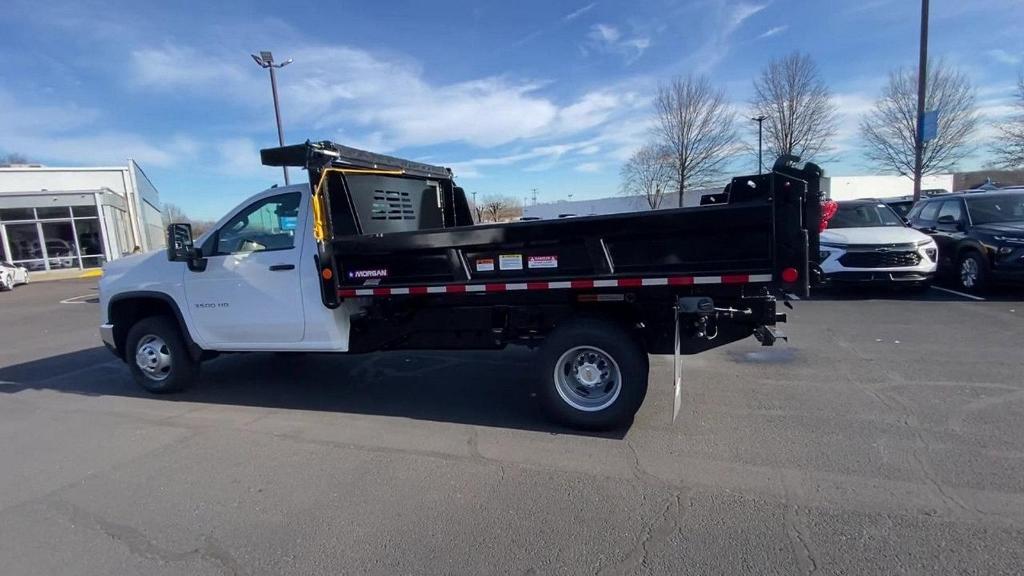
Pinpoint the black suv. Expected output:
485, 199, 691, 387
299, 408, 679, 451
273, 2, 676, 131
907, 190, 1024, 291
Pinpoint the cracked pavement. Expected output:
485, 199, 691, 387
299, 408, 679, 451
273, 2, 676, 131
1, 279, 1022, 575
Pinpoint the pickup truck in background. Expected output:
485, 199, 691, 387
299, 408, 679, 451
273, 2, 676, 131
99, 142, 824, 429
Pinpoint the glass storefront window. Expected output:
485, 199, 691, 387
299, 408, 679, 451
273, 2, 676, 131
72, 205, 98, 218
36, 206, 71, 219
0, 208, 35, 221
40, 221, 77, 270
81, 256, 106, 269
75, 219, 104, 258
6, 223, 46, 270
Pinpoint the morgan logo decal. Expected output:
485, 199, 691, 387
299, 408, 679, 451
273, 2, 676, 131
349, 269, 388, 279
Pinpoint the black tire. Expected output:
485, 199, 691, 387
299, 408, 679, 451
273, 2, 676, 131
124, 316, 198, 393
538, 317, 648, 430
957, 251, 988, 293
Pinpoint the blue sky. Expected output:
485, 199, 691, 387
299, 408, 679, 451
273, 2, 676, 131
2, 0, 1022, 218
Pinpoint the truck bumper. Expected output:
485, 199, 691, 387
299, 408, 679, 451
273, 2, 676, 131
99, 323, 117, 356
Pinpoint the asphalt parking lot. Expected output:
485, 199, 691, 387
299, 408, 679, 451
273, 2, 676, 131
1, 278, 1022, 575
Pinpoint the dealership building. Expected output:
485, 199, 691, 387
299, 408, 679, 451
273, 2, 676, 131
0, 161, 164, 274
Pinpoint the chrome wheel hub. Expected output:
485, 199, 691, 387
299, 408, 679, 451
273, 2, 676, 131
554, 346, 622, 412
960, 258, 978, 288
135, 335, 172, 381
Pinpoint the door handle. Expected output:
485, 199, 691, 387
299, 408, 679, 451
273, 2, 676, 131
269, 264, 295, 271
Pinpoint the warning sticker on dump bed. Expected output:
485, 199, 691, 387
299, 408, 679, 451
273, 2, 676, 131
476, 258, 495, 272
528, 255, 558, 269
499, 254, 523, 270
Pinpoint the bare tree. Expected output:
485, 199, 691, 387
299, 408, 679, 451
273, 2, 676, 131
750, 52, 838, 164
653, 75, 738, 207
860, 60, 979, 180
993, 74, 1024, 169
620, 144, 673, 209
479, 195, 522, 222
161, 203, 191, 227
191, 220, 217, 237
1, 153, 31, 166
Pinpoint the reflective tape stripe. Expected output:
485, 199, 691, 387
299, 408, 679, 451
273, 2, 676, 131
339, 274, 773, 297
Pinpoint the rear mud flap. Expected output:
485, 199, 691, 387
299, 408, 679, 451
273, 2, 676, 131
673, 307, 683, 422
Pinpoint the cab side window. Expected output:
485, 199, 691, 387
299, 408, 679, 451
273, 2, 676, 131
937, 200, 963, 223
913, 201, 940, 226
213, 193, 301, 255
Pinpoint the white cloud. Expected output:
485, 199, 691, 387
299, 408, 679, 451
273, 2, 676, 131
831, 91, 878, 154
589, 23, 621, 43
758, 25, 788, 39
564, 2, 597, 21
575, 162, 603, 173
129, 43, 640, 154
0, 89, 198, 167
692, 1, 769, 73
584, 23, 651, 63
987, 48, 1022, 66
129, 45, 260, 105
216, 137, 277, 176
730, 2, 768, 27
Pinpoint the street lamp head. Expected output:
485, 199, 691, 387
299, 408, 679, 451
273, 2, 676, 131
279, 58, 293, 67
251, 53, 268, 67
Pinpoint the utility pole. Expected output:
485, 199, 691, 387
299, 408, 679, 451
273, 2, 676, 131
913, 0, 930, 202
251, 51, 293, 185
531, 188, 538, 205
751, 115, 767, 174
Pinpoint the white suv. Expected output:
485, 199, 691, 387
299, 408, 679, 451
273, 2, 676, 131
819, 200, 937, 288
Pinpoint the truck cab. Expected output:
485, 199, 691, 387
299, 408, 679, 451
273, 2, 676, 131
100, 183, 357, 356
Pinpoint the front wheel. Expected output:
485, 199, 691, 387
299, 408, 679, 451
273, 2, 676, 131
125, 316, 198, 393
958, 252, 988, 293
539, 318, 648, 430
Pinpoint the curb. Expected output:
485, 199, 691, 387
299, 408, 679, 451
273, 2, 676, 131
79, 269, 103, 279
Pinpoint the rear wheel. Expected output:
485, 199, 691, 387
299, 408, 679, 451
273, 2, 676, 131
125, 316, 198, 393
0, 271, 11, 291
539, 318, 648, 430
957, 252, 988, 293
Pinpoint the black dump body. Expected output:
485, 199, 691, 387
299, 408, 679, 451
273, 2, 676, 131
262, 141, 823, 353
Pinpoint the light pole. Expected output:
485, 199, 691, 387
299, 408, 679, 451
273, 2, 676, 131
251, 51, 293, 185
751, 115, 767, 174
912, 0, 930, 202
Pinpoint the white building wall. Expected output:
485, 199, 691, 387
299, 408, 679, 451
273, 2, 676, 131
0, 167, 129, 195
825, 174, 954, 201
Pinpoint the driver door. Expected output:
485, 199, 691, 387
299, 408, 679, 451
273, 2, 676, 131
185, 192, 306, 346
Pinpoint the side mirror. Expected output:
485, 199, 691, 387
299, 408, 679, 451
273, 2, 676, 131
936, 214, 956, 225
167, 223, 194, 262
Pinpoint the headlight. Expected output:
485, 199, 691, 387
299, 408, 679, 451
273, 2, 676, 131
925, 248, 937, 261
819, 250, 831, 261
993, 235, 1024, 245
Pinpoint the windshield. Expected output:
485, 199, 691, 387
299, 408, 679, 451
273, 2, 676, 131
828, 203, 904, 228
965, 194, 1024, 224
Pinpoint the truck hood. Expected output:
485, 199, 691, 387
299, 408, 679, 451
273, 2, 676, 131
821, 226, 931, 246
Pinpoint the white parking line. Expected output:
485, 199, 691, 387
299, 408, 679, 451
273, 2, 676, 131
59, 294, 98, 304
930, 286, 986, 301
